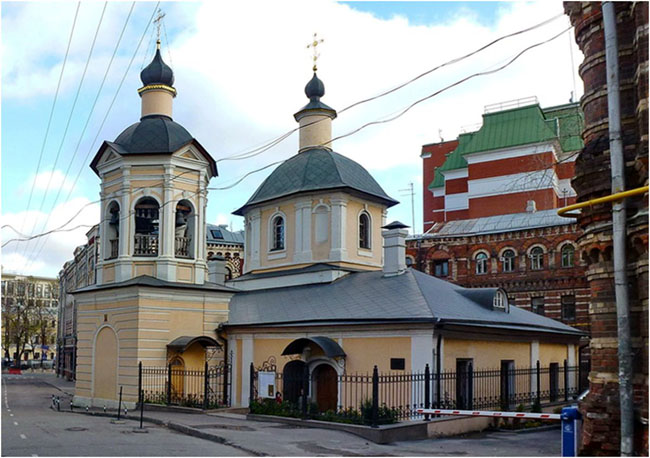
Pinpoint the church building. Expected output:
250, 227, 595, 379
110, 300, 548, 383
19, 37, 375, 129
71, 38, 585, 413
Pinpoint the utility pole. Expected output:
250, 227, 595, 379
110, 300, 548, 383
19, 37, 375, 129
399, 182, 415, 234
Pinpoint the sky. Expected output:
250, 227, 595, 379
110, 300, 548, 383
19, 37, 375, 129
1, 1, 584, 278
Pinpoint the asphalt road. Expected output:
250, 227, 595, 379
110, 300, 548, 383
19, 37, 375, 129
1, 375, 247, 456
1, 374, 562, 456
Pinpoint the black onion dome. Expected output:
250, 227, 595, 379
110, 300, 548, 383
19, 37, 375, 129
294, 72, 336, 120
233, 148, 398, 215
305, 73, 325, 100
114, 115, 192, 154
140, 48, 175, 87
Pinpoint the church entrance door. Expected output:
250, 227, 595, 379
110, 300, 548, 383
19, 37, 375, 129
313, 364, 337, 412
282, 360, 306, 405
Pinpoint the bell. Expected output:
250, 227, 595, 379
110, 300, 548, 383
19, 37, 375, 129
109, 211, 119, 226
175, 212, 187, 227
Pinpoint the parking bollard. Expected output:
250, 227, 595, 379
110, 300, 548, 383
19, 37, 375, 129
561, 406, 582, 457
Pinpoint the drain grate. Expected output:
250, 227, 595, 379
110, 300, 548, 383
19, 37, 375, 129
65, 427, 88, 432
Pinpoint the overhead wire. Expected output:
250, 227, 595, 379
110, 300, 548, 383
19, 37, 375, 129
215, 13, 565, 164
22, 1, 160, 271
7, 17, 572, 257
14, 2, 81, 261
19, 1, 109, 270
25, 2, 136, 270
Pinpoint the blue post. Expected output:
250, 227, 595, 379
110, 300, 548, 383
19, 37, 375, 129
561, 406, 582, 457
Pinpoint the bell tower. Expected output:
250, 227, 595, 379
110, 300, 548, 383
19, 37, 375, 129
90, 39, 217, 286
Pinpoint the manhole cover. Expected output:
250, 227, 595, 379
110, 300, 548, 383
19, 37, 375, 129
65, 427, 88, 432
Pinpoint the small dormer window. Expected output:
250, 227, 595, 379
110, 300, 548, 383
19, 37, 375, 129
271, 215, 285, 251
493, 290, 507, 311
359, 212, 370, 249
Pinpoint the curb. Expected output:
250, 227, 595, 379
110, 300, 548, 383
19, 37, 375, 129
53, 407, 265, 456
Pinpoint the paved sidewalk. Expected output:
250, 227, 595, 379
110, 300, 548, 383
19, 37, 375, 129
23, 373, 561, 456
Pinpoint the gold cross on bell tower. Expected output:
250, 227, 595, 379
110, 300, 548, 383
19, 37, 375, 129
154, 9, 166, 49
307, 33, 324, 72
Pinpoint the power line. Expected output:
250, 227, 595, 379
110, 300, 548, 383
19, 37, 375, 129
215, 13, 565, 165
15, 2, 80, 263
7, 20, 572, 260
24, 2, 137, 271
19, 2, 109, 270
20, 1, 160, 271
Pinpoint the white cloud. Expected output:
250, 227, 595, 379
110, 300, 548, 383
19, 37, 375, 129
2, 1, 585, 274
1, 198, 99, 277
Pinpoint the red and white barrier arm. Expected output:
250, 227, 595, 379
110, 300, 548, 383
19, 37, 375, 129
416, 408, 561, 420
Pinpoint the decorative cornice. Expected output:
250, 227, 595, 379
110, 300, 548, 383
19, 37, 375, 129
138, 84, 177, 96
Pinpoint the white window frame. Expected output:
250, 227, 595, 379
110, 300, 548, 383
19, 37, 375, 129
474, 251, 489, 275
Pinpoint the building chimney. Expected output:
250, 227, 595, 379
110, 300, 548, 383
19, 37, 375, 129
382, 221, 409, 277
208, 256, 227, 285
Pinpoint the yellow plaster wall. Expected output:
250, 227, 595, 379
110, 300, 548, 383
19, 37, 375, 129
539, 343, 568, 366
103, 264, 115, 283
134, 262, 155, 277
311, 199, 331, 260
130, 166, 164, 176
341, 337, 411, 373
177, 265, 193, 283
104, 170, 122, 182
443, 339, 530, 370
259, 202, 296, 267
93, 326, 118, 400
344, 200, 384, 266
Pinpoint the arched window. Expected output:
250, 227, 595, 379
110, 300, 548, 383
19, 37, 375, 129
501, 249, 515, 273
530, 246, 544, 270
271, 215, 285, 251
106, 201, 120, 260
134, 197, 159, 256
359, 212, 370, 249
175, 200, 194, 259
475, 252, 488, 275
561, 244, 575, 268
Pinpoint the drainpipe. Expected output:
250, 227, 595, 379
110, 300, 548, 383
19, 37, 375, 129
602, 3, 634, 455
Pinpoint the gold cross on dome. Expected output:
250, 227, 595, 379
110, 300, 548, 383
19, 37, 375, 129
306, 33, 324, 72
154, 9, 166, 43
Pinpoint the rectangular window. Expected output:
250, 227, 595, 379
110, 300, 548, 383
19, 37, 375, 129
390, 358, 405, 370
531, 297, 544, 315
433, 260, 449, 277
561, 295, 576, 321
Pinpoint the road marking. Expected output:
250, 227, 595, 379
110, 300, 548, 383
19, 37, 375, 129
9, 413, 14, 417
13, 421, 19, 426
20, 434, 27, 440
32, 455, 38, 457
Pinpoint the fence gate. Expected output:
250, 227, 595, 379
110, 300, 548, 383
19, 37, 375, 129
139, 360, 232, 409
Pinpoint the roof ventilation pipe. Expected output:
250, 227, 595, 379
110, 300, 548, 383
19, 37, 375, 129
382, 221, 409, 277
208, 256, 227, 285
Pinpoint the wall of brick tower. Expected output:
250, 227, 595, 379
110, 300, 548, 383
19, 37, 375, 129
564, 2, 648, 455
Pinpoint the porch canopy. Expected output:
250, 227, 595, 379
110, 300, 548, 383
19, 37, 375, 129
281, 336, 346, 358
166, 335, 220, 352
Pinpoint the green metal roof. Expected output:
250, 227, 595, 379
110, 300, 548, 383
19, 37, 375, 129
233, 148, 398, 215
430, 102, 584, 180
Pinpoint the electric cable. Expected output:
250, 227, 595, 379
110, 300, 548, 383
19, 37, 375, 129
14, 2, 80, 260
19, 2, 108, 269
25, 2, 136, 269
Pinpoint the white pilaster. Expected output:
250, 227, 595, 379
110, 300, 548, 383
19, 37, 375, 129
567, 343, 576, 391
294, 200, 312, 263
329, 198, 348, 261
246, 209, 261, 272
158, 165, 176, 282
412, 334, 435, 411
530, 340, 540, 396
241, 336, 254, 407
116, 168, 132, 282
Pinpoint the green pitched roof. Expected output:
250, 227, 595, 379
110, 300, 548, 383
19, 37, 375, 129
233, 148, 398, 215
428, 102, 584, 186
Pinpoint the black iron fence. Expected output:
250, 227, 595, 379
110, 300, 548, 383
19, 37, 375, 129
250, 359, 587, 426
139, 361, 231, 409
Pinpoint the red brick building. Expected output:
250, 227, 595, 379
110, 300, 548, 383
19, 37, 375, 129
408, 98, 590, 344
565, 2, 648, 455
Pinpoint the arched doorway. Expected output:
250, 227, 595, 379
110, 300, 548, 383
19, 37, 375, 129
313, 364, 338, 412
170, 357, 185, 404
93, 327, 117, 400
282, 360, 307, 405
